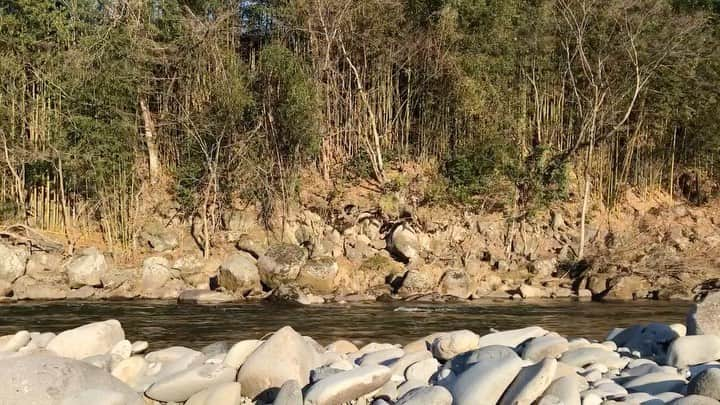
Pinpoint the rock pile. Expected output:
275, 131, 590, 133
3, 195, 720, 303
2, 295, 720, 404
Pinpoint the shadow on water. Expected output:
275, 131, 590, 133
0, 300, 690, 349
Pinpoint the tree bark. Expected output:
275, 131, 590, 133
140, 99, 161, 183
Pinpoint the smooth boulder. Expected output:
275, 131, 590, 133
145, 363, 237, 402
666, 335, 720, 368
0, 354, 143, 405
224, 339, 263, 368
447, 345, 524, 405
237, 326, 319, 399
500, 358, 557, 405
46, 320, 124, 360
477, 327, 547, 349
522, 334, 569, 362
257, 244, 307, 289
141, 256, 172, 291
432, 330, 480, 361
65, 247, 107, 288
217, 253, 261, 296
304, 365, 392, 405
542, 376, 581, 405
0, 244, 27, 283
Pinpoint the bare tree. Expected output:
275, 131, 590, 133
556, 0, 702, 258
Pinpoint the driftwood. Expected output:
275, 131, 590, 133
0, 224, 64, 253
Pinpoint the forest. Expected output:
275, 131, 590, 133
1, 0, 719, 252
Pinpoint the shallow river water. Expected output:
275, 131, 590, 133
0, 300, 690, 349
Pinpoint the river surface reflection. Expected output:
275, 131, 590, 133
0, 299, 690, 349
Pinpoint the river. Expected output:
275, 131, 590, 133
0, 300, 690, 349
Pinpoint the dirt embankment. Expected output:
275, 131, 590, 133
1, 167, 719, 302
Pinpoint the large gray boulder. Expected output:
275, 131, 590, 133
666, 335, 720, 367
0, 354, 143, 405
0, 244, 27, 283
446, 345, 524, 405
611, 323, 679, 358
688, 292, 720, 336
25, 252, 66, 284
398, 269, 437, 296
65, 247, 107, 288
141, 256, 172, 291
439, 269, 470, 298
304, 365, 392, 405
46, 320, 125, 359
237, 326, 319, 399
12, 275, 68, 300
295, 257, 338, 294
139, 222, 179, 253
257, 244, 307, 289
217, 252, 261, 295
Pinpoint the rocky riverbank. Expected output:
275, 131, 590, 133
2, 189, 720, 304
2, 294, 720, 404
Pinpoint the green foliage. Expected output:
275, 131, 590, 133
444, 138, 518, 205
1, 0, 719, 239
256, 44, 321, 160
514, 147, 569, 213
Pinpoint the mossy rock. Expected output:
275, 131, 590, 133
258, 243, 308, 289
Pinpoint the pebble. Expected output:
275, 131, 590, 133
131, 340, 149, 354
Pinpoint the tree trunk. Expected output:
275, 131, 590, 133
140, 99, 161, 183
578, 138, 594, 260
